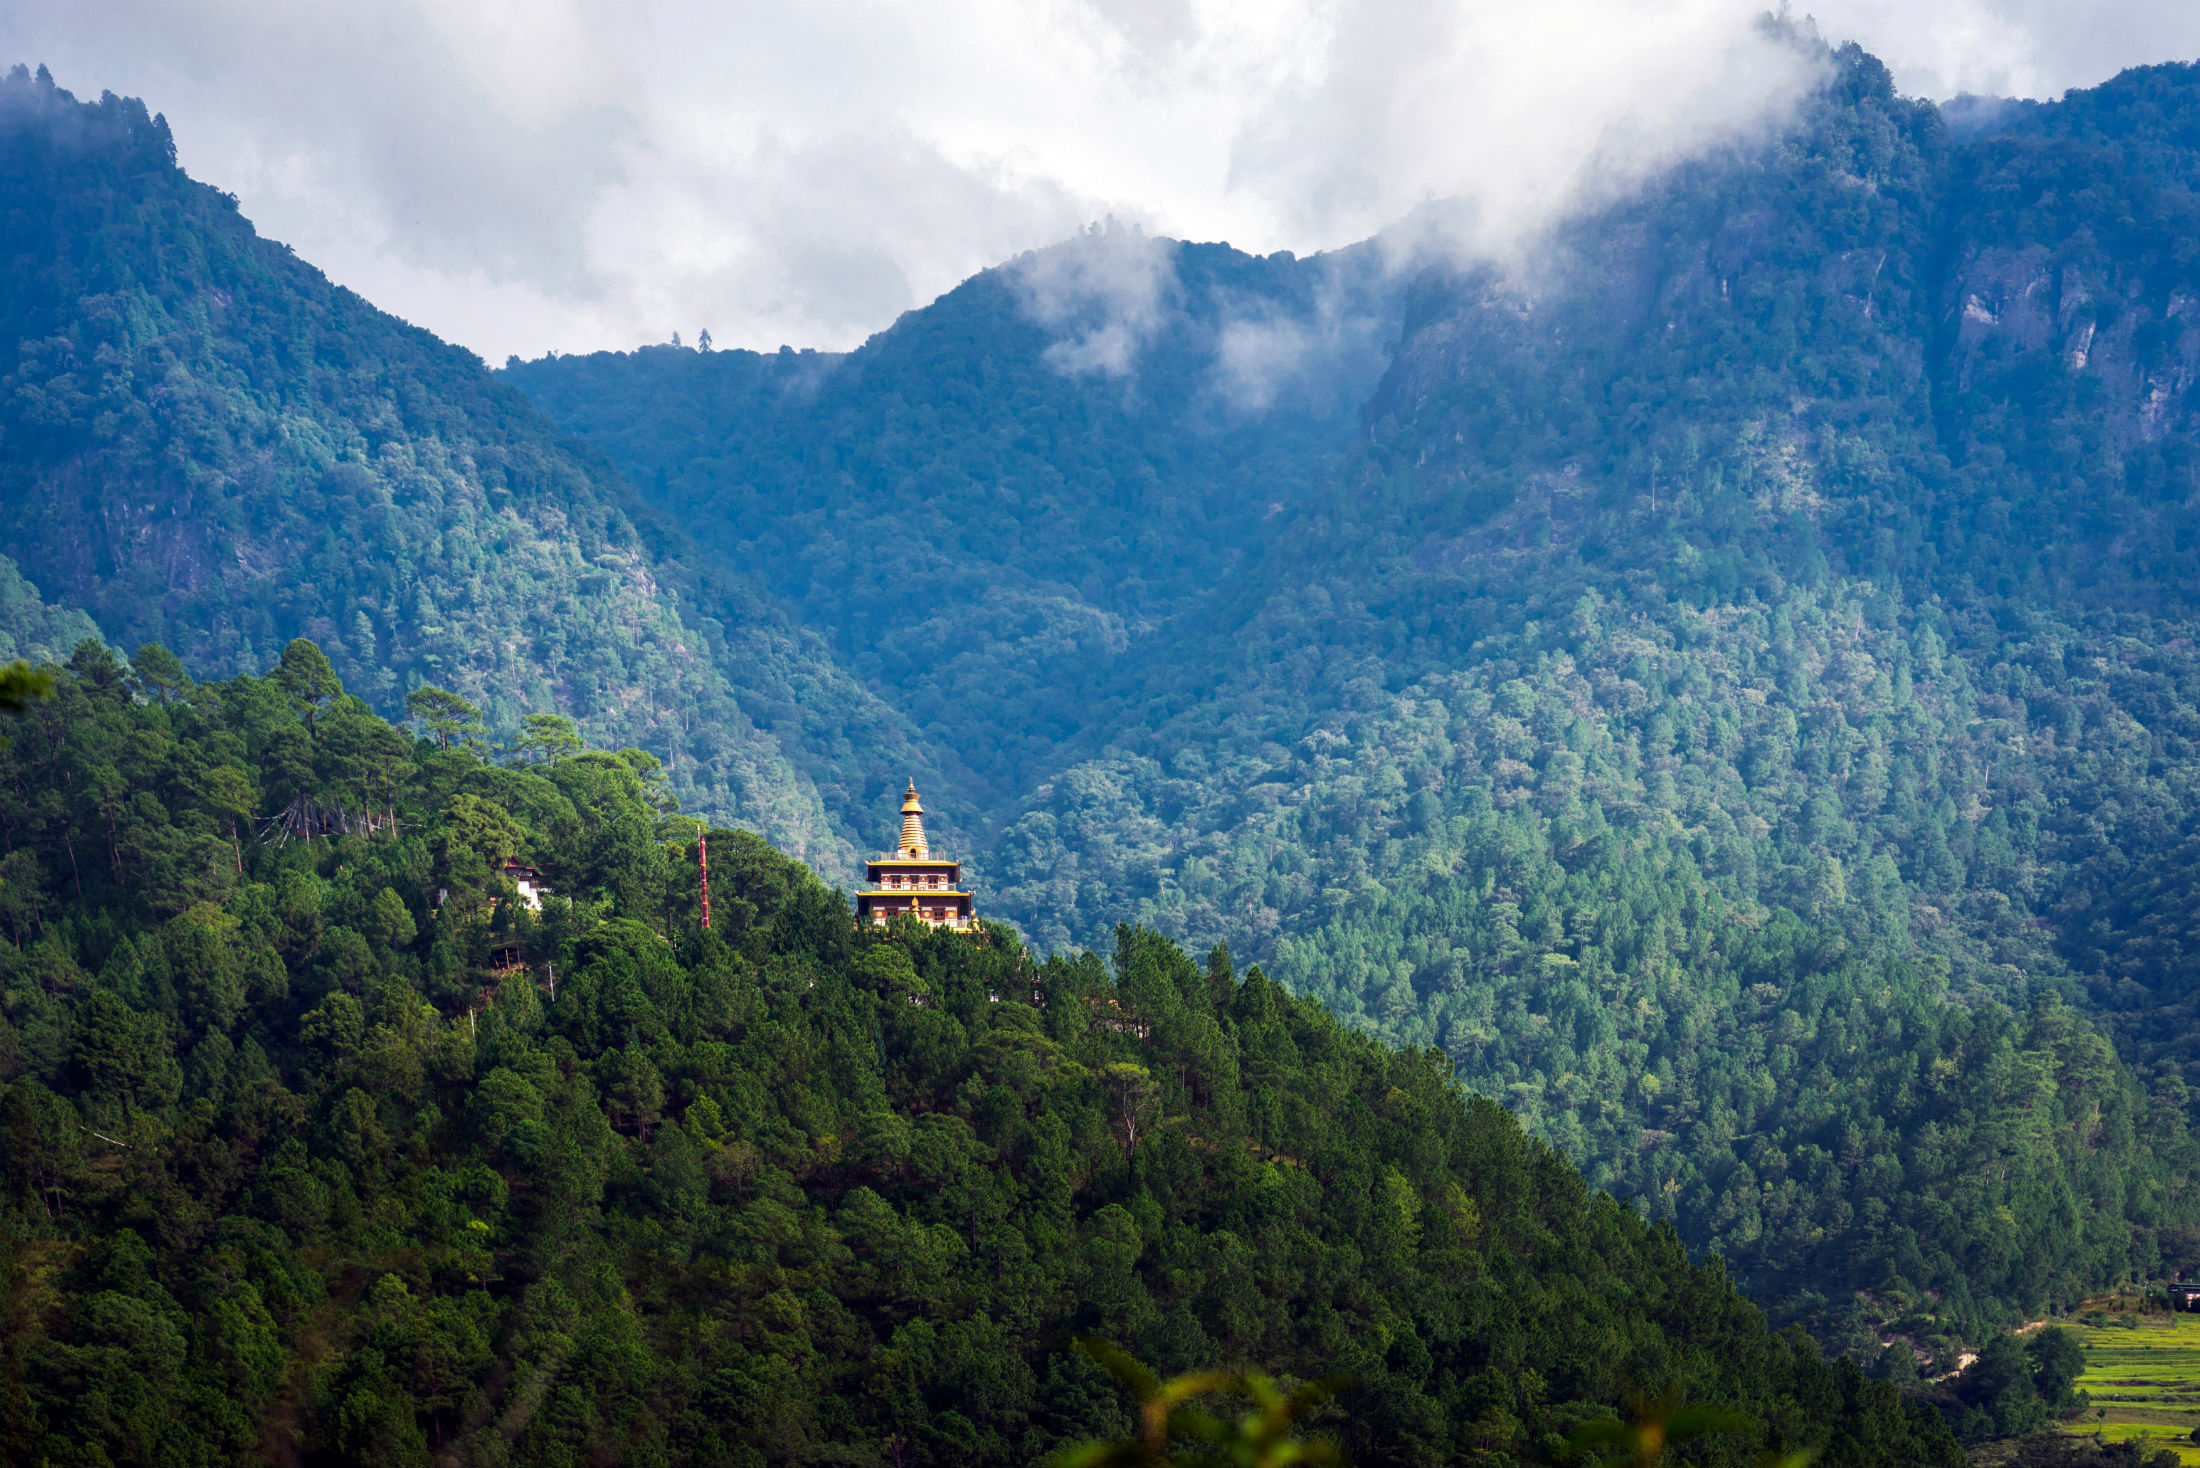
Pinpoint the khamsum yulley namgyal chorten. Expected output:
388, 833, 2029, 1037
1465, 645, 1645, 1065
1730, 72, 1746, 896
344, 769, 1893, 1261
853, 780, 975, 930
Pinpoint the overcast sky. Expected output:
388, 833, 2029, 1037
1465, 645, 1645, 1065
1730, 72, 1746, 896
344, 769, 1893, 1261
5, 2, 2197, 362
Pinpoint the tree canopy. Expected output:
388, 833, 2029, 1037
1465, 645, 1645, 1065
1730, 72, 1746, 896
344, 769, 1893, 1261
0, 643, 1962, 1468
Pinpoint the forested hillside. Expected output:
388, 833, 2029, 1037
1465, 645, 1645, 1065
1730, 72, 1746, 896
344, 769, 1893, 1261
506, 228, 1402, 810
0, 648, 1964, 1468
12, 24, 2200, 1379
0, 63, 940, 876
510, 38, 2200, 1347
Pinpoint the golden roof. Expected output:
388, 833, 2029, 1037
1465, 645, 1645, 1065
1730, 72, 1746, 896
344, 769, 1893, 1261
897, 778, 930, 858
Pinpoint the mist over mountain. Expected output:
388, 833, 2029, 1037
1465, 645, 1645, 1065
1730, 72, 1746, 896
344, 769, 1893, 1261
507, 226, 1406, 820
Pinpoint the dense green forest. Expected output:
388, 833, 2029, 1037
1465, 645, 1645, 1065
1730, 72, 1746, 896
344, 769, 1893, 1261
12, 27, 2200, 1383
504, 228, 1402, 814
0, 647, 1967, 1468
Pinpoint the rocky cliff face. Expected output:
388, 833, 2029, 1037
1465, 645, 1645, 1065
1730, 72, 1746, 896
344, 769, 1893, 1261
1933, 65, 2200, 606
1357, 43, 1943, 558
1354, 52, 2200, 616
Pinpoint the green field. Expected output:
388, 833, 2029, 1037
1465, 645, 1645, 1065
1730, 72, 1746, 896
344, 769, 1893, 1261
2054, 1304, 2200, 1465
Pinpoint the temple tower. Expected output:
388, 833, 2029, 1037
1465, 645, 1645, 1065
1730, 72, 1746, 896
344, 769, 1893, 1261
855, 780, 975, 930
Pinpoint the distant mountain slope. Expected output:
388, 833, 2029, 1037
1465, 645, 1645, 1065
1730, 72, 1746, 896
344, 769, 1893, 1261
0, 65, 938, 874
1938, 60, 2200, 605
1259, 49, 2200, 1048
1046, 45, 2200, 1341
507, 230, 1403, 811
971, 49, 2200, 1030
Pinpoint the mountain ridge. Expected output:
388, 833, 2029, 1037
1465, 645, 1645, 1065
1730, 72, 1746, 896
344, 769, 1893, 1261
0, 62, 947, 878
504, 226, 1408, 823
8, 35, 2200, 1364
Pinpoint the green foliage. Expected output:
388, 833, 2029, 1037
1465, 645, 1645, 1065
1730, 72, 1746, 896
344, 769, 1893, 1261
1916, 1328, 2092, 1444
510, 711, 585, 766
0, 659, 53, 723
1564, 1390, 1754, 1468
2027, 1329, 2089, 1415
1049, 1340, 1341, 1468
503, 231, 1401, 817
1970, 1438, 2181, 1468
0, 652, 1961, 1468
404, 683, 485, 750
0, 555, 101, 669
15, 29, 2200, 1397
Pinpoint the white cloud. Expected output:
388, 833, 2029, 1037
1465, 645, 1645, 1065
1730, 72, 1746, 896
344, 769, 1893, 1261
1211, 287, 1389, 417
1213, 313, 1320, 413
1231, 0, 1825, 265
1011, 221, 1179, 378
3, 1, 2195, 361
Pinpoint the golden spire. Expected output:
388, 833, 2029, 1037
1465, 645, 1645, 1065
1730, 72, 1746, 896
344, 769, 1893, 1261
898, 778, 930, 858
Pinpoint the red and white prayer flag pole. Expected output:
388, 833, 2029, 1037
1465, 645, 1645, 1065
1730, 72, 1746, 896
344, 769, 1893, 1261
699, 833, 711, 929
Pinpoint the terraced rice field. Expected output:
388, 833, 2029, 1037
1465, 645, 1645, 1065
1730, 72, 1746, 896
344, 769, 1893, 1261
2056, 1305, 2200, 1465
